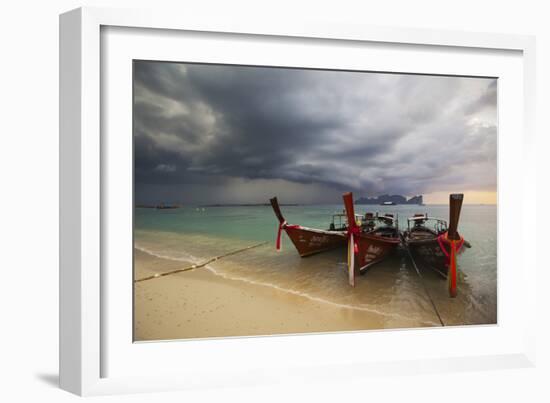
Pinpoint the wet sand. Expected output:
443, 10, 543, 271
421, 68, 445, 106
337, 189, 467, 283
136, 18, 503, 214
135, 248, 397, 341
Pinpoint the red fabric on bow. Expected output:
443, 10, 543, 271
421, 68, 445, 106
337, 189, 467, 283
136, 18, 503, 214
346, 225, 361, 286
437, 232, 464, 297
276, 221, 287, 251
436, 232, 465, 265
275, 222, 300, 251
348, 225, 361, 254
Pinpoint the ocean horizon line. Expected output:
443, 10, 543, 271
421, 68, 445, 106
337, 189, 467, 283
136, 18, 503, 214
135, 202, 496, 207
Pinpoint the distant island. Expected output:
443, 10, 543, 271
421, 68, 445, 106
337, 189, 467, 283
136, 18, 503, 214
355, 194, 423, 205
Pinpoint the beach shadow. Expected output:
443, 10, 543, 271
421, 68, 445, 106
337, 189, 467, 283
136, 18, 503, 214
35, 372, 59, 388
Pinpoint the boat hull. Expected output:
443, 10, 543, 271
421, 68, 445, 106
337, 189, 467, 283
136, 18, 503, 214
284, 226, 347, 257
406, 238, 451, 277
354, 233, 400, 272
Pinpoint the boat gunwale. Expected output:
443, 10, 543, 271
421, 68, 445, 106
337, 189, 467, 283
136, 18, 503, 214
284, 224, 347, 238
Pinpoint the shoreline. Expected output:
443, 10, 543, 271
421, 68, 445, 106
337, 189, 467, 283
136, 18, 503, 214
134, 248, 431, 341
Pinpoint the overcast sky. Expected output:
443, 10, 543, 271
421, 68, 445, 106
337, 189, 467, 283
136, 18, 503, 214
134, 61, 497, 205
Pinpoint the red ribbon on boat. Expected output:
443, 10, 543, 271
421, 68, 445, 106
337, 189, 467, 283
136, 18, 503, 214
346, 225, 361, 286
276, 221, 287, 251
275, 221, 300, 251
348, 226, 360, 254
449, 240, 458, 298
436, 232, 465, 265
437, 232, 464, 298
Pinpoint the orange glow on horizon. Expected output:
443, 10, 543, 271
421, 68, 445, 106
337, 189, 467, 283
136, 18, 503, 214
423, 191, 497, 205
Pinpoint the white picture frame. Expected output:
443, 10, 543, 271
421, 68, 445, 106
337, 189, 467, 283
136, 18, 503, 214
59, 6, 537, 396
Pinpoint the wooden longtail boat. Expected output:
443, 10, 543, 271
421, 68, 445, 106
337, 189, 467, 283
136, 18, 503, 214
269, 197, 347, 257
401, 193, 470, 297
342, 192, 401, 287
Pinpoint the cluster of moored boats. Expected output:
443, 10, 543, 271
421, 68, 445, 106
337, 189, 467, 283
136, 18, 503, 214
270, 193, 470, 297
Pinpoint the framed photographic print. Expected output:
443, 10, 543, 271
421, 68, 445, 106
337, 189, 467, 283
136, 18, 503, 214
60, 7, 537, 396
132, 60, 496, 339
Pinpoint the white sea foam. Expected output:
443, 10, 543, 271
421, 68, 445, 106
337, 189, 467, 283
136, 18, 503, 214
135, 243, 202, 264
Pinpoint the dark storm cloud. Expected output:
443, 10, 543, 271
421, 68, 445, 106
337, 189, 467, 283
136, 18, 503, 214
134, 61, 497, 203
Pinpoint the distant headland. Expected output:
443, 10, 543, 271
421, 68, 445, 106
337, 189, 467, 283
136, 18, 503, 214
355, 194, 423, 205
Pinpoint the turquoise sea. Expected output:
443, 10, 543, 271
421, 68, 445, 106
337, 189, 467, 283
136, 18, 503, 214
134, 204, 497, 328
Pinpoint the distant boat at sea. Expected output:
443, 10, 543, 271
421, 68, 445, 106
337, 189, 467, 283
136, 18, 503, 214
136, 203, 181, 209
155, 203, 180, 210
356, 194, 423, 205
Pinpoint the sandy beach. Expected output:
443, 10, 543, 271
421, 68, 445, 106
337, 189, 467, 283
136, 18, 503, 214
133, 247, 420, 341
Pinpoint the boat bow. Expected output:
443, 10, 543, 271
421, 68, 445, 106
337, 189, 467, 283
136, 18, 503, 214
342, 192, 359, 286
445, 193, 464, 297
269, 197, 346, 257
270, 197, 287, 251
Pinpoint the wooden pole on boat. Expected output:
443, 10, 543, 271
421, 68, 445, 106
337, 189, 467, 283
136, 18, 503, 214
447, 194, 463, 241
447, 193, 464, 297
342, 192, 358, 287
269, 197, 285, 224
270, 197, 286, 251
